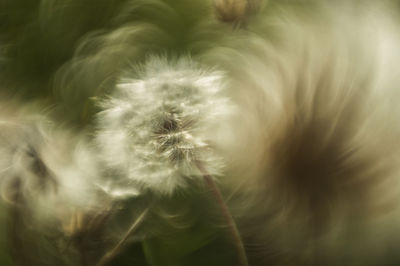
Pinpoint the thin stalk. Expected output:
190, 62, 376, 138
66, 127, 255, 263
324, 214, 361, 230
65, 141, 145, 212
196, 161, 249, 266
96, 208, 149, 266
9, 179, 29, 266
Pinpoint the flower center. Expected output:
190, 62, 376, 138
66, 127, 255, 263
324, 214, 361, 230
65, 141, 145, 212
153, 110, 196, 164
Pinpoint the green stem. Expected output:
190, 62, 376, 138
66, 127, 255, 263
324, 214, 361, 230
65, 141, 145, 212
196, 161, 249, 266
96, 208, 149, 266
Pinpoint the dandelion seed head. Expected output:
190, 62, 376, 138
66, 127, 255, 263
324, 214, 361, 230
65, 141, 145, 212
0, 103, 102, 227
96, 56, 230, 196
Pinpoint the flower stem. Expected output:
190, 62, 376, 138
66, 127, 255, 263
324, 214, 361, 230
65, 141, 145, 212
96, 208, 149, 266
195, 161, 249, 266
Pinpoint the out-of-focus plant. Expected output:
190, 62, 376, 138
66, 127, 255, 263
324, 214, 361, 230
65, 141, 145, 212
2, 0, 400, 266
95, 56, 246, 266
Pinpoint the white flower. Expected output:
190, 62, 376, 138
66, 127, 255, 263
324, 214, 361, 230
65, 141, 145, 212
96, 56, 230, 196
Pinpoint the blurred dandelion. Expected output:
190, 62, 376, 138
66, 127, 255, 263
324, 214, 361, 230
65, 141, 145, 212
209, 3, 400, 264
0, 102, 107, 265
96, 56, 248, 266
96, 56, 228, 196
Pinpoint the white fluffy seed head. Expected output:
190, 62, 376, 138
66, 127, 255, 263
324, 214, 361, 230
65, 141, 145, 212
0, 102, 102, 226
96, 56, 231, 196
